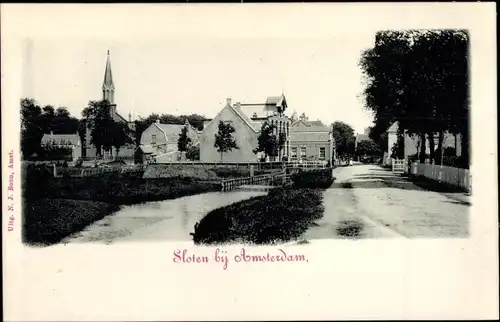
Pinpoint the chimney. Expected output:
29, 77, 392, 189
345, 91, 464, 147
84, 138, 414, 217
235, 102, 241, 109
50, 131, 54, 135
226, 98, 232, 106
156, 119, 160, 124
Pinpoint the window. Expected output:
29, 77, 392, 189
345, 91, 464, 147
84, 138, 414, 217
291, 147, 297, 159
319, 147, 326, 160
151, 134, 156, 145
300, 146, 307, 160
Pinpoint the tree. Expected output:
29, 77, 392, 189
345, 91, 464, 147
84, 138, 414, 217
360, 30, 469, 166
20, 98, 42, 157
110, 121, 134, 157
177, 126, 192, 152
214, 121, 238, 161
20, 98, 80, 158
299, 112, 308, 122
355, 139, 381, 157
290, 110, 298, 123
55, 107, 70, 118
331, 121, 355, 162
82, 100, 116, 157
253, 122, 279, 161
186, 145, 200, 160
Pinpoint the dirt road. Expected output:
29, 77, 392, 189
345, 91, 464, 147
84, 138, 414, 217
302, 164, 470, 240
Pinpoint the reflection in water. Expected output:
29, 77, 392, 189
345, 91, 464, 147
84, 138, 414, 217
65, 191, 266, 244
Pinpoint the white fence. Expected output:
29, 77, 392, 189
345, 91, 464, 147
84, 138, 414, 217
410, 162, 471, 192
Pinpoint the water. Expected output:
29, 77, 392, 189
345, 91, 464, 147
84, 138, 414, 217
64, 190, 266, 244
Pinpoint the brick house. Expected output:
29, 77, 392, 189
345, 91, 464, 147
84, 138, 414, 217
289, 120, 333, 163
199, 95, 291, 162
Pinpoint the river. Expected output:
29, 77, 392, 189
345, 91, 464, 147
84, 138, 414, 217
63, 190, 266, 244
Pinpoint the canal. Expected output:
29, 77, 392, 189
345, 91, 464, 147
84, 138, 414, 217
63, 190, 266, 244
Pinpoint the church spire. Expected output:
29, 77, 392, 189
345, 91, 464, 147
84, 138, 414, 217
102, 50, 115, 104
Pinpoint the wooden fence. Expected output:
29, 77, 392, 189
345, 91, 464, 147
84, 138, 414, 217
410, 162, 471, 192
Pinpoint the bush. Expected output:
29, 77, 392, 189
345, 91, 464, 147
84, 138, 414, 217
23, 198, 120, 245
290, 168, 334, 189
192, 187, 324, 245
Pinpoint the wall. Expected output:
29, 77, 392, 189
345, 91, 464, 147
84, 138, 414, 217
289, 142, 330, 162
199, 105, 258, 162
141, 123, 167, 147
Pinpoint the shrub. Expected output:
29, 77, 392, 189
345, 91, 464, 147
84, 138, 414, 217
290, 168, 334, 189
192, 187, 324, 245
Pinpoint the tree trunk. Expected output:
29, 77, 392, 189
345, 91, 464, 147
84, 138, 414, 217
419, 132, 426, 163
220, 151, 223, 162
427, 132, 435, 164
435, 131, 444, 165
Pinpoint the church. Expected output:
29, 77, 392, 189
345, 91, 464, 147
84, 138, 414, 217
83, 51, 136, 160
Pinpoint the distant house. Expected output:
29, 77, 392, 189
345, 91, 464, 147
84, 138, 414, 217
139, 119, 200, 161
355, 127, 371, 148
41, 131, 82, 160
385, 121, 462, 165
199, 95, 290, 162
289, 120, 333, 163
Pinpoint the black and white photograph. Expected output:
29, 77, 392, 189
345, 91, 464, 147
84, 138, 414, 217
2, 3, 497, 321
19, 31, 471, 246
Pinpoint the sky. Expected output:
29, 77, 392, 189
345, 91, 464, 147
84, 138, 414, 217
21, 9, 378, 134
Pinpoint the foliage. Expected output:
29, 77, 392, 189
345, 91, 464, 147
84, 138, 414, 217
192, 188, 325, 245
21, 98, 80, 158
355, 139, 381, 157
254, 122, 279, 161
177, 126, 192, 152
359, 30, 469, 166
291, 169, 335, 189
186, 145, 200, 160
82, 100, 134, 157
331, 121, 356, 160
214, 121, 239, 161
36, 146, 73, 161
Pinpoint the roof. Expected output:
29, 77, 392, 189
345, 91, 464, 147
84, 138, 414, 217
102, 50, 114, 91
290, 120, 330, 133
356, 134, 370, 142
266, 96, 282, 105
41, 133, 80, 146
153, 122, 200, 143
387, 121, 399, 133
290, 132, 330, 142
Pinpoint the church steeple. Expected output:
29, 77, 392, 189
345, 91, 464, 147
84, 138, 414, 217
102, 50, 115, 104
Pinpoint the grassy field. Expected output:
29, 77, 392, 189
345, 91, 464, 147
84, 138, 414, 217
192, 168, 335, 245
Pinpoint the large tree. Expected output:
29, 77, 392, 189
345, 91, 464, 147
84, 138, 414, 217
82, 100, 116, 157
20, 98, 80, 158
331, 121, 356, 162
355, 139, 381, 158
214, 121, 238, 162
360, 30, 469, 166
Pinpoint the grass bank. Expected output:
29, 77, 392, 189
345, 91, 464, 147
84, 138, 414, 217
23, 198, 120, 246
192, 168, 334, 245
22, 164, 220, 246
